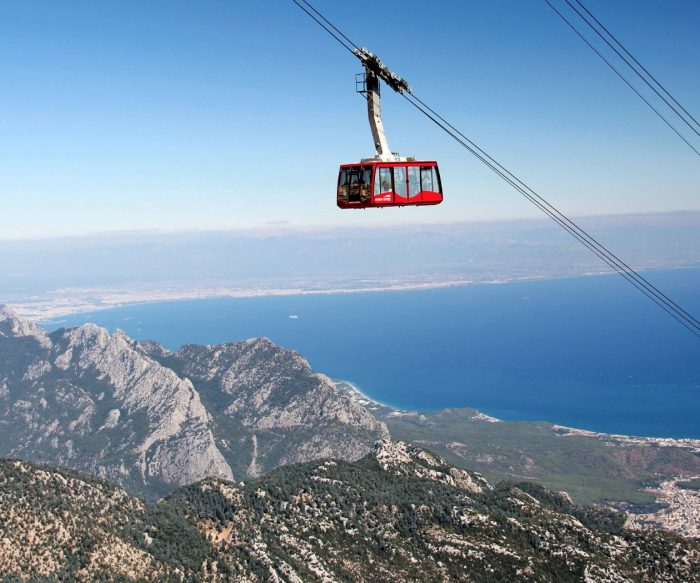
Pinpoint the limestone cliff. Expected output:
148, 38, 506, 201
0, 305, 386, 497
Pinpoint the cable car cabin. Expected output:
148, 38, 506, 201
337, 161, 442, 209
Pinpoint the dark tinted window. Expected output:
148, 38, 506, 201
338, 169, 349, 199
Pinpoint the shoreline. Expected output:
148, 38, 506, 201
12, 265, 695, 322
333, 379, 404, 415
334, 379, 700, 446
14, 276, 538, 322
6, 265, 700, 324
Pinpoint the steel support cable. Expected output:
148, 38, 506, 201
403, 91, 700, 333
401, 93, 700, 338
295, 0, 360, 54
543, 0, 700, 159
291, 0, 700, 337
572, 0, 700, 133
562, 0, 700, 140
290, 0, 356, 55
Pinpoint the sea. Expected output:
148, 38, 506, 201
41, 268, 700, 439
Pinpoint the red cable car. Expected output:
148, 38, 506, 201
337, 49, 444, 210
337, 161, 442, 208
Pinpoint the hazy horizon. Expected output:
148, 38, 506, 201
2, 210, 699, 321
1, 208, 698, 243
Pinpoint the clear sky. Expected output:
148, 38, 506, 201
1, 0, 698, 239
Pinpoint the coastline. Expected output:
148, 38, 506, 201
339, 377, 700, 449
333, 379, 404, 415
5, 268, 643, 322
13, 276, 532, 322
6, 264, 698, 323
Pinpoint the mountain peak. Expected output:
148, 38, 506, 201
0, 304, 51, 348
373, 439, 490, 493
0, 313, 233, 492
0, 303, 17, 317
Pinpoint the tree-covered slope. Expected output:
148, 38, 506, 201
2, 443, 699, 582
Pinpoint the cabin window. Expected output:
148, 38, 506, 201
343, 168, 361, 201
360, 167, 372, 200
338, 169, 349, 199
420, 166, 432, 191
420, 166, 438, 192
408, 166, 421, 198
393, 166, 407, 197
339, 166, 371, 201
375, 167, 392, 194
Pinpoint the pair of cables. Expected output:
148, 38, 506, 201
545, 0, 700, 159
291, 0, 700, 338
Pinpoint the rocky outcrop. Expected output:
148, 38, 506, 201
175, 338, 383, 433
0, 304, 51, 348
55, 325, 231, 486
373, 439, 490, 493
156, 337, 388, 477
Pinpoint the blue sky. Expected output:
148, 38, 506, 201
1, 0, 698, 239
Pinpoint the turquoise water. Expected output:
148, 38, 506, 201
43, 269, 700, 438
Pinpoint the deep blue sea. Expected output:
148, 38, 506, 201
42, 268, 700, 438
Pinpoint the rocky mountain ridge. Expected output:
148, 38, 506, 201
152, 337, 387, 478
3, 444, 700, 582
0, 305, 386, 497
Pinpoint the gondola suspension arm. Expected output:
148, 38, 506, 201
354, 48, 411, 162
